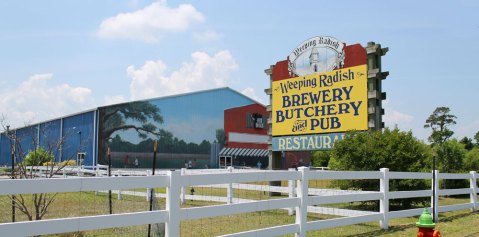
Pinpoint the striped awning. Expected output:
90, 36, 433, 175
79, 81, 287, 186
219, 148, 268, 158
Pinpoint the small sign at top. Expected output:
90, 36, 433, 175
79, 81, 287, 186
288, 36, 345, 76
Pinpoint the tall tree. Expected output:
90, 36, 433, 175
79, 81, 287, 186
215, 129, 226, 148
98, 101, 163, 164
424, 107, 457, 144
460, 136, 474, 151
435, 139, 467, 189
474, 131, 479, 146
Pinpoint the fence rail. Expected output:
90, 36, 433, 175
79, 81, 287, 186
0, 168, 478, 237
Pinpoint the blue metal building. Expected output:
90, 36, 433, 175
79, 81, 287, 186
0, 88, 259, 169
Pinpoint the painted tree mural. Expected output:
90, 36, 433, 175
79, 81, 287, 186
98, 101, 163, 164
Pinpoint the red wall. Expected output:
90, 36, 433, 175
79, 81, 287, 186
224, 103, 268, 149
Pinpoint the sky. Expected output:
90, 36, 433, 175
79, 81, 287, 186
0, 0, 478, 142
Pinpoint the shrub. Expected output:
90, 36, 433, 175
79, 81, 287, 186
24, 148, 54, 166
59, 160, 77, 166
329, 128, 432, 209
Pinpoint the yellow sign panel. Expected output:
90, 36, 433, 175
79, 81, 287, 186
272, 64, 368, 136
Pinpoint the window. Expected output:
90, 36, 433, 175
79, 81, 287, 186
247, 113, 266, 129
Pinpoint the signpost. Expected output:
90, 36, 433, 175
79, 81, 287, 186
265, 36, 388, 170
148, 140, 158, 237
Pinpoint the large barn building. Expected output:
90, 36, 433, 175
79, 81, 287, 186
0, 88, 264, 169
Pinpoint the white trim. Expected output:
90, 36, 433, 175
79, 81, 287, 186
229, 132, 268, 144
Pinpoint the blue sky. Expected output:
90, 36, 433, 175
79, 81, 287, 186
0, 0, 478, 142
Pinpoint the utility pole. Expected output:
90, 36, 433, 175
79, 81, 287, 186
7, 125, 16, 222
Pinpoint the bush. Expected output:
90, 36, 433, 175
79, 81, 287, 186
464, 147, 479, 171
329, 128, 432, 208
311, 150, 331, 167
59, 160, 77, 166
24, 148, 54, 166
434, 139, 468, 190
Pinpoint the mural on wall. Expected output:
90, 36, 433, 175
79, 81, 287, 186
97, 89, 255, 169
97, 101, 164, 166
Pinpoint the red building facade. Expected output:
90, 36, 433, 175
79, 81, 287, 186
224, 103, 268, 149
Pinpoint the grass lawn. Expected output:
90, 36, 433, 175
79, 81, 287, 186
1, 190, 478, 236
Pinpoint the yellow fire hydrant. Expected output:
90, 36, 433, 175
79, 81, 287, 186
416, 208, 441, 237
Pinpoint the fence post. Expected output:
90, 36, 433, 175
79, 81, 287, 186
470, 171, 478, 212
117, 174, 122, 200
431, 170, 439, 221
288, 168, 296, 216
180, 168, 186, 205
146, 170, 152, 202
295, 167, 309, 237
95, 168, 99, 196
166, 170, 181, 237
379, 168, 389, 229
227, 166, 234, 204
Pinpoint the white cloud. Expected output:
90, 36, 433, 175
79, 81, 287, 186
456, 119, 479, 139
241, 87, 265, 104
382, 100, 414, 126
0, 74, 95, 128
103, 95, 127, 106
193, 30, 223, 42
127, 50, 238, 100
97, 0, 204, 42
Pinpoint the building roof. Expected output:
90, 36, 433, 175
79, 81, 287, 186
4, 87, 262, 132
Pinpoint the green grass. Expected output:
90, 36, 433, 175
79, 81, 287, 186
1, 191, 478, 237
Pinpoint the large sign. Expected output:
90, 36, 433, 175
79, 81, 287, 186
272, 64, 367, 136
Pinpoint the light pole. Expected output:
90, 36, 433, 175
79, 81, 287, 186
431, 147, 437, 224
7, 125, 15, 222
78, 130, 82, 166
73, 127, 82, 167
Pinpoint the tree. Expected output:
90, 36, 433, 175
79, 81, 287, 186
435, 139, 466, 173
311, 151, 331, 167
424, 107, 457, 145
329, 128, 431, 208
1, 117, 78, 221
464, 147, 479, 172
475, 131, 479, 146
459, 136, 474, 151
435, 139, 467, 189
215, 129, 226, 148
98, 101, 163, 164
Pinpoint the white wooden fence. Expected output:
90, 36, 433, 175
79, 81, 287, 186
0, 167, 477, 237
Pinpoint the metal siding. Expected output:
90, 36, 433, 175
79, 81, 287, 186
93, 110, 98, 166
16, 126, 37, 158
62, 111, 95, 166
0, 133, 11, 166
39, 120, 62, 162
